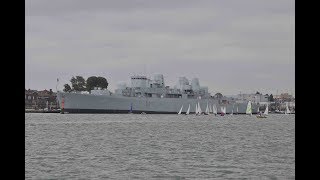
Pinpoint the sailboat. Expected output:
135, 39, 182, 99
44, 101, 49, 111
129, 103, 133, 114
230, 104, 234, 115
209, 104, 213, 114
212, 104, 217, 116
178, 105, 183, 115
264, 104, 269, 116
246, 101, 252, 116
195, 103, 199, 115
285, 102, 291, 115
198, 102, 202, 115
186, 104, 190, 115
235, 105, 239, 115
257, 104, 268, 118
220, 106, 226, 116
204, 102, 209, 115
274, 104, 282, 114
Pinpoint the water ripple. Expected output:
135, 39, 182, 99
25, 113, 295, 179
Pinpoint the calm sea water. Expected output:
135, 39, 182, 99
25, 113, 295, 179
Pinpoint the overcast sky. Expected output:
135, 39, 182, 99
25, 0, 294, 96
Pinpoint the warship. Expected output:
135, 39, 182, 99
56, 74, 258, 114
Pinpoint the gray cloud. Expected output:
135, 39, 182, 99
26, 0, 294, 95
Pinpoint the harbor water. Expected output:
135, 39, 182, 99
25, 113, 295, 179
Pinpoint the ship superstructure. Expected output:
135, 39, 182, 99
114, 74, 211, 99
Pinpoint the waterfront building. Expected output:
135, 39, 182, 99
25, 89, 59, 110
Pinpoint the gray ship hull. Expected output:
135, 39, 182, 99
57, 92, 258, 114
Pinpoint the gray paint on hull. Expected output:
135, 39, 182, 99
57, 92, 258, 114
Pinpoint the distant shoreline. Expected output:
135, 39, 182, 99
25, 109, 60, 113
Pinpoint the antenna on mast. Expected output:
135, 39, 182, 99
56, 78, 59, 92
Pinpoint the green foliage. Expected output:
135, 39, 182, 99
63, 84, 72, 92
70, 76, 86, 91
86, 76, 108, 92
97, 76, 108, 89
64, 75, 109, 93
86, 76, 98, 92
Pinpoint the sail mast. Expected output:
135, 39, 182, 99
186, 104, 190, 115
213, 104, 217, 115
178, 105, 183, 115
246, 101, 252, 115
264, 104, 268, 115
129, 103, 133, 113
195, 104, 198, 115
285, 102, 290, 114
198, 102, 202, 114
205, 102, 209, 114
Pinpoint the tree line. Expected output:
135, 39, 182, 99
63, 76, 108, 93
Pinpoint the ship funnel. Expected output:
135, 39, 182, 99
131, 75, 147, 88
191, 78, 200, 91
153, 74, 165, 87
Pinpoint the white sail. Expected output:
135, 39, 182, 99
220, 106, 226, 114
246, 101, 252, 115
213, 104, 217, 114
285, 102, 290, 114
230, 104, 234, 115
236, 106, 239, 113
223, 106, 226, 114
198, 102, 202, 114
195, 104, 198, 115
209, 104, 212, 114
264, 104, 269, 115
257, 106, 260, 113
178, 105, 183, 115
186, 104, 190, 115
205, 103, 209, 114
